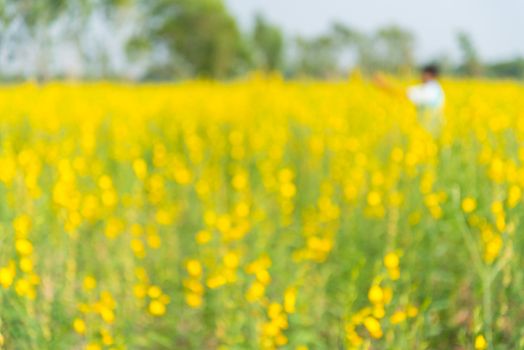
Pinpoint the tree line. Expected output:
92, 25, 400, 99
0, 0, 522, 81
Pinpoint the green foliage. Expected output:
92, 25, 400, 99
251, 14, 284, 72
0, 0, 522, 80
6, 0, 68, 27
137, 0, 249, 78
374, 25, 415, 75
293, 35, 340, 78
456, 32, 483, 77
486, 58, 524, 79
291, 23, 415, 78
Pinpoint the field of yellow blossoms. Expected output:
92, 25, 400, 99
0, 77, 523, 349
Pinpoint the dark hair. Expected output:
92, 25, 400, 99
422, 64, 440, 77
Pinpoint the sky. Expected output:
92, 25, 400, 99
225, 0, 524, 62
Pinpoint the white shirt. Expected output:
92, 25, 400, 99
407, 80, 445, 110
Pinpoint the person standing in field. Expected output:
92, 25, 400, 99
374, 64, 445, 137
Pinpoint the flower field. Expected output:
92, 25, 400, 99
0, 78, 523, 349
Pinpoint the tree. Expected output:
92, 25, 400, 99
293, 35, 339, 78
251, 14, 284, 72
330, 22, 365, 73
456, 31, 483, 76
131, 0, 249, 79
328, 23, 415, 76
1, 0, 69, 80
0, 0, 136, 80
373, 25, 415, 75
486, 58, 524, 79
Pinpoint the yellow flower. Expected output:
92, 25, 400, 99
99, 307, 115, 324
367, 191, 381, 206
255, 269, 271, 285
246, 281, 265, 303
85, 343, 102, 350
491, 200, 504, 214
131, 239, 146, 258
101, 328, 113, 345
284, 287, 296, 313
388, 268, 400, 280
382, 287, 393, 304
73, 318, 86, 335
148, 285, 162, 298
155, 209, 173, 225
77, 303, 91, 314
346, 325, 363, 346
232, 172, 248, 190
373, 305, 385, 319
15, 279, 32, 297
15, 239, 33, 256
100, 291, 116, 308
475, 335, 488, 350
235, 202, 250, 217
133, 159, 148, 179
223, 252, 240, 269
508, 185, 522, 208
363, 316, 383, 339
461, 197, 477, 213
104, 218, 124, 239
406, 305, 419, 318
147, 234, 161, 248
216, 215, 231, 233
0, 264, 16, 289
184, 279, 204, 294
133, 284, 147, 298
83, 276, 97, 291
280, 182, 296, 198
13, 214, 32, 237
384, 252, 399, 269
495, 213, 506, 232
268, 303, 283, 319
262, 321, 280, 337
368, 285, 384, 305
275, 334, 288, 346
484, 235, 503, 263
185, 293, 203, 308
186, 259, 203, 277
206, 274, 227, 289
390, 310, 406, 324
19, 257, 32, 273
159, 294, 170, 304
149, 300, 166, 316
196, 230, 212, 244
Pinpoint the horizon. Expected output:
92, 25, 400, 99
226, 0, 524, 62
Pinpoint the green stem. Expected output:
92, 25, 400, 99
452, 186, 495, 349
482, 274, 494, 350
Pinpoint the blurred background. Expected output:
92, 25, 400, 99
0, 0, 522, 81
